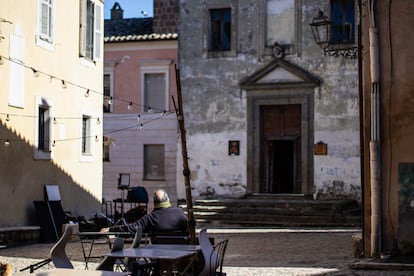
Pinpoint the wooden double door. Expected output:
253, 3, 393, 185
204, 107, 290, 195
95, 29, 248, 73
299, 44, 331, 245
260, 104, 302, 194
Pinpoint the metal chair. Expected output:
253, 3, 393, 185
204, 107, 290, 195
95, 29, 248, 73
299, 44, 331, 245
50, 224, 76, 269
96, 237, 125, 271
211, 239, 229, 276
199, 228, 229, 276
20, 223, 75, 273
124, 226, 143, 271
131, 261, 158, 276
150, 230, 190, 244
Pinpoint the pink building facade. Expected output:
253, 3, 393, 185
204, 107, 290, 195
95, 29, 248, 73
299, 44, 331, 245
103, 2, 179, 219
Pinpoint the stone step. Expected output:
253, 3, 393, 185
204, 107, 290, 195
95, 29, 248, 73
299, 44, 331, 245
180, 197, 361, 228
192, 211, 361, 224
195, 216, 361, 227
193, 198, 358, 210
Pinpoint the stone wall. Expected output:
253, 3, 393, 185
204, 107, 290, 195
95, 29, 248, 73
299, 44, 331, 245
153, 0, 179, 34
178, 0, 360, 201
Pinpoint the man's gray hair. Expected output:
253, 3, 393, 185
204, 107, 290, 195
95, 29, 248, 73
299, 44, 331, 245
153, 189, 170, 204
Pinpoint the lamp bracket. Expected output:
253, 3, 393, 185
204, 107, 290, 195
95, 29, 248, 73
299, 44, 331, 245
324, 44, 358, 59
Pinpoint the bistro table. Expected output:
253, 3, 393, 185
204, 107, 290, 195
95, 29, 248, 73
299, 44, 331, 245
77, 232, 133, 269
144, 244, 201, 251
104, 246, 200, 275
34, 268, 128, 276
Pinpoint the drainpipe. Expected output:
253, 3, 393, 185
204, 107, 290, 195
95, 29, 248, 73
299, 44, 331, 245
368, 0, 381, 256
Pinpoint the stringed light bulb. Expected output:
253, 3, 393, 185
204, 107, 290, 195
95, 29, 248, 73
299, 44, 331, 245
5, 114, 10, 122
108, 97, 113, 105
139, 124, 144, 130
85, 89, 90, 97
147, 107, 153, 113
137, 114, 141, 122
61, 80, 67, 89
4, 140, 10, 147
31, 67, 40, 78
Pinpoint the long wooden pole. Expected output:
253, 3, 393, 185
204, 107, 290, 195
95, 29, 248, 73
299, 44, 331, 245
173, 64, 196, 244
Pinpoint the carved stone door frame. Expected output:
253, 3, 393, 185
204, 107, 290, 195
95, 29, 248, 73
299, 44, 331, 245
240, 59, 320, 195
246, 92, 314, 195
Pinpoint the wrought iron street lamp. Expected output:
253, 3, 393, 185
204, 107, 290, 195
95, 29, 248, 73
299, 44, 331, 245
310, 10, 331, 50
310, 10, 358, 59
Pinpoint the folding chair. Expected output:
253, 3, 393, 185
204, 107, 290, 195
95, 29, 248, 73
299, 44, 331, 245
20, 224, 75, 273
122, 227, 144, 270
96, 237, 125, 271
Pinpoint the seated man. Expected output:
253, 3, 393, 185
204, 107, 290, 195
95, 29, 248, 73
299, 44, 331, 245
101, 189, 188, 234
102, 190, 196, 274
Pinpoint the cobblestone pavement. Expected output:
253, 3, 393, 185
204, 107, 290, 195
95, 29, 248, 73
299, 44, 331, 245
0, 228, 413, 275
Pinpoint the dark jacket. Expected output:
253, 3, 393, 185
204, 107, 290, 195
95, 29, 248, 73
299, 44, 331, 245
109, 206, 188, 234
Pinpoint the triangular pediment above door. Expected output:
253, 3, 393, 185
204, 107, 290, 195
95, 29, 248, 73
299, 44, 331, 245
240, 59, 320, 89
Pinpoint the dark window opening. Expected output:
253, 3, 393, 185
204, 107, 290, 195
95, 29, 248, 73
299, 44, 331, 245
103, 136, 110, 161
209, 8, 231, 51
38, 106, 50, 152
82, 115, 91, 154
103, 73, 111, 112
330, 0, 355, 44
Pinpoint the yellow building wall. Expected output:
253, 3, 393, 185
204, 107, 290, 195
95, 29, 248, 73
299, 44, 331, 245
0, 0, 103, 226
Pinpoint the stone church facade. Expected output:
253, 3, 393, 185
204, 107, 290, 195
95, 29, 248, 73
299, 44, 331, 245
177, 0, 360, 202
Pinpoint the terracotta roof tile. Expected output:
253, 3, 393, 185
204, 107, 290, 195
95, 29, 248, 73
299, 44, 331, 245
104, 17, 178, 42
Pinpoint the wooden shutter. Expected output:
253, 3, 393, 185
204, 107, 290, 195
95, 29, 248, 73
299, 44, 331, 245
39, 0, 53, 42
93, 1, 103, 60
9, 34, 25, 108
79, 0, 87, 57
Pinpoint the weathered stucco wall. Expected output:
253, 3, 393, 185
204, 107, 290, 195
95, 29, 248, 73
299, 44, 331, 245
178, 0, 360, 200
297, 1, 360, 201
308, 61, 360, 201
176, 132, 247, 198
178, 0, 259, 198
362, 0, 414, 255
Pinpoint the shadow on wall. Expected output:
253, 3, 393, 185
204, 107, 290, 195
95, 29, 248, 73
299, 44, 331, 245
0, 122, 101, 226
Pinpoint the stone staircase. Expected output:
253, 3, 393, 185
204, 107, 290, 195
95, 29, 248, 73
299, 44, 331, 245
180, 194, 361, 228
